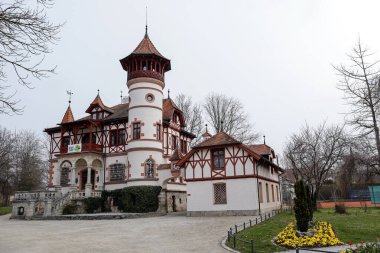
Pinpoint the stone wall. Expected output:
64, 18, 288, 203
166, 191, 187, 213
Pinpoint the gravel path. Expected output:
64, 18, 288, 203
0, 213, 256, 253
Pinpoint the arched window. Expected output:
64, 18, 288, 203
145, 159, 155, 178
60, 161, 71, 187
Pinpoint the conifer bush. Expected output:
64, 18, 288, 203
294, 180, 310, 232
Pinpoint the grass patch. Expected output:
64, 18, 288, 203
226, 208, 380, 253
0, 206, 12, 215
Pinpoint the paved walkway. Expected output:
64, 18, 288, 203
0, 213, 257, 253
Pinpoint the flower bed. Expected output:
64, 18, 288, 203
274, 221, 344, 249
341, 242, 380, 253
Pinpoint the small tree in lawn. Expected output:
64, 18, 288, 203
294, 180, 310, 232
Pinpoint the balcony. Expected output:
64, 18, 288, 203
60, 143, 103, 154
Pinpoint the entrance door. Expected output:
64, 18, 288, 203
172, 195, 176, 212
80, 169, 95, 190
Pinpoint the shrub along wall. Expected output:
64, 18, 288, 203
101, 186, 162, 213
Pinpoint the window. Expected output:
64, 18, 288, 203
118, 129, 126, 145
133, 123, 141, 140
259, 182, 263, 203
181, 140, 187, 153
62, 136, 70, 147
82, 133, 96, 144
110, 130, 117, 146
110, 164, 125, 182
276, 185, 279, 202
60, 167, 70, 187
272, 185, 275, 202
214, 183, 227, 204
146, 94, 155, 103
145, 159, 155, 178
156, 124, 161, 141
212, 149, 225, 170
110, 129, 126, 146
266, 183, 270, 203
172, 135, 178, 149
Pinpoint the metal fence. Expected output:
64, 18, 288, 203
226, 208, 290, 253
296, 249, 339, 253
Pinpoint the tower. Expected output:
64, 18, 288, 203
120, 27, 171, 185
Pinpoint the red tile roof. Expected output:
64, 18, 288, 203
85, 95, 114, 114
194, 132, 241, 148
132, 33, 166, 58
248, 144, 272, 155
61, 106, 74, 124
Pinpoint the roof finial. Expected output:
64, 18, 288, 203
145, 6, 148, 36
221, 120, 224, 132
97, 89, 100, 96
168, 89, 170, 99
205, 124, 208, 132
263, 135, 266, 145
120, 90, 123, 104
66, 90, 73, 105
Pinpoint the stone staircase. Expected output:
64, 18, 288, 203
51, 192, 73, 215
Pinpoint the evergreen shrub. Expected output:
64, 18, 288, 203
84, 197, 102, 213
101, 186, 162, 213
294, 180, 310, 232
62, 203, 77, 215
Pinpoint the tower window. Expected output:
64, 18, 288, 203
146, 94, 155, 103
133, 123, 141, 140
145, 159, 155, 178
156, 124, 161, 141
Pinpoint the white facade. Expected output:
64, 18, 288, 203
178, 133, 282, 216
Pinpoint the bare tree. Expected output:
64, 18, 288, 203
334, 38, 380, 174
12, 130, 46, 191
203, 92, 259, 144
0, 0, 62, 114
174, 93, 204, 145
284, 123, 348, 209
0, 127, 14, 206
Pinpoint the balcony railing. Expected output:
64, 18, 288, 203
60, 143, 103, 154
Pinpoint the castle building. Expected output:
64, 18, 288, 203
12, 27, 283, 218
42, 28, 194, 212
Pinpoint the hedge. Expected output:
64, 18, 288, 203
101, 186, 162, 213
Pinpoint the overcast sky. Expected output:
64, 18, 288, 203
1, 0, 380, 154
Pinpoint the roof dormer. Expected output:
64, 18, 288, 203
85, 94, 114, 120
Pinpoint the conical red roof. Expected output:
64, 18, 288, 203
132, 33, 166, 58
61, 106, 74, 124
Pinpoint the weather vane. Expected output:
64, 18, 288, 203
66, 90, 73, 104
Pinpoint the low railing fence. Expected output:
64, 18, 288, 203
296, 249, 339, 253
226, 207, 290, 253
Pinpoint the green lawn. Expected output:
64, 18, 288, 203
0, 206, 12, 215
226, 208, 380, 253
